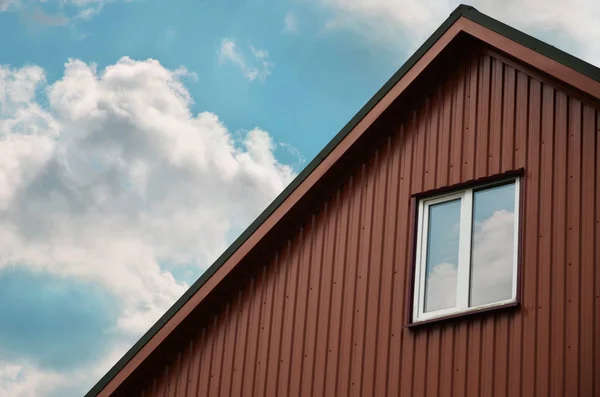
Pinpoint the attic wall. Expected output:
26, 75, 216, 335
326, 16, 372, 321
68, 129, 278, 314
120, 49, 600, 397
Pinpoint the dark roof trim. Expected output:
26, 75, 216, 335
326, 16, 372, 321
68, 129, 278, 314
85, 4, 600, 395
460, 6, 600, 85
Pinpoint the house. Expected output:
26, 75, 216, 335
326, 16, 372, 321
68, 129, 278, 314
87, 4, 600, 396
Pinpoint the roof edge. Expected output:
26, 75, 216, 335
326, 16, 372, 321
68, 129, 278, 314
460, 5, 600, 85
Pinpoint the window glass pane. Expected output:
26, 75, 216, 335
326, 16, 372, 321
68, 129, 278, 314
424, 199, 461, 312
470, 182, 516, 306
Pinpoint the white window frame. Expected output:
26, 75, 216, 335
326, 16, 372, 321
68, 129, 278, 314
412, 177, 520, 323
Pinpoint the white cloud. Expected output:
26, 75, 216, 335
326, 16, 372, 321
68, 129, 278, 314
0, 0, 17, 12
284, 11, 298, 33
314, 0, 600, 66
0, 56, 294, 348
470, 209, 515, 305
218, 38, 273, 81
425, 209, 515, 311
0, 342, 132, 397
0, 0, 115, 22
424, 261, 457, 312
0, 361, 65, 397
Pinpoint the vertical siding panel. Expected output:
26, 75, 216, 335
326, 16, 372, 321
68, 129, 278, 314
425, 92, 443, 396
483, 57, 504, 395
452, 61, 472, 397
197, 319, 217, 396
229, 284, 250, 396
240, 276, 261, 397
255, 255, 278, 397
550, 91, 568, 397
465, 320, 482, 397
439, 324, 454, 397
264, 248, 289, 396
208, 306, 228, 396
437, 81, 455, 397
426, 328, 441, 397
492, 61, 512, 397
450, 64, 466, 185
254, 260, 275, 397
276, 235, 302, 397
522, 77, 541, 397
514, 71, 529, 169
425, 91, 440, 190
337, 172, 363, 397
438, 82, 452, 186
411, 105, 429, 397
313, 199, 339, 396
175, 341, 192, 396
300, 210, 326, 396
375, 134, 401, 397
535, 83, 554, 397
221, 295, 241, 397
195, 326, 212, 396
580, 104, 595, 396
388, 123, 413, 397
350, 159, 377, 396
362, 145, 389, 396
595, 110, 600, 397
186, 335, 200, 397
489, 56, 504, 175
324, 188, 350, 397
565, 99, 582, 396
480, 317, 495, 397
463, 54, 479, 181
170, 352, 182, 397
398, 117, 417, 397
501, 65, 516, 171
508, 69, 529, 397
475, 54, 491, 178
230, 282, 252, 397
169, 352, 182, 397
288, 219, 314, 397
154, 366, 169, 397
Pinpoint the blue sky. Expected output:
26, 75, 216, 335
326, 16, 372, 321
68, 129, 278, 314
1, 0, 598, 395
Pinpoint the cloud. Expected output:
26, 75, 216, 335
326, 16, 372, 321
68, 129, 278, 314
0, 361, 65, 397
284, 11, 298, 33
279, 142, 306, 169
2, 0, 116, 22
313, 0, 600, 66
22, 7, 69, 27
425, 261, 457, 312
218, 38, 274, 81
425, 209, 515, 311
0, 0, 17, 12
470, 209, 515, 306
0, 57, 295, 394
0, 342, 132, 397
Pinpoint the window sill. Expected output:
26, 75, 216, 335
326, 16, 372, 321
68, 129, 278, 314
405, 301, 520, 329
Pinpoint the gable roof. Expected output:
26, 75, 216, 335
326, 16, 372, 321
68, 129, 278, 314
87, 4, 600, 396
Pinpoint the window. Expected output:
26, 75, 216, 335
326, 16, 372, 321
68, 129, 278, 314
412, 177, 520, 323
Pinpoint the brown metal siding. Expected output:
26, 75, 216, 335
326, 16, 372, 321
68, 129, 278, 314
121, 49, 599, 397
